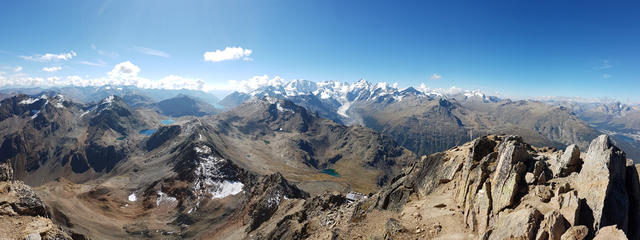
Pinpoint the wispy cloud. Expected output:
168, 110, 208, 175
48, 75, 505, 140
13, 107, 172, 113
42, 66, 62, 72
430, 73, 442, 80
14, 66, 22, 72
20, 51, 77, 62
595, 60, 612, 69
78, 59, 107, 67
97, 0, 112, 16
91, 44, 119, 58
204, 46, 253, 62
133, 46, 170, 58
603, 74, 611, 79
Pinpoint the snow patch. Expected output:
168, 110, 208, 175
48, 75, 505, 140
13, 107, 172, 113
30, 110, 40, 119
211, 181, 244, 199
156, 191, 177, 206
128, 193, 137, 202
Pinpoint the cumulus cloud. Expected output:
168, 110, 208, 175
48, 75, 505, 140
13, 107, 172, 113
0, 61, 214, 92
20, 51, 76, 62
42, 66, 61, 72
228, 75, 285, 92
430, 73, 442, 80
133, 46, 170, 58
109, 61, 140, 78
204, 47, 253, 62
14, 66, 22, 72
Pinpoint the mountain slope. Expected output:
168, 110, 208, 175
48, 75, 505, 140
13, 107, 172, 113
220, 79, 605, 157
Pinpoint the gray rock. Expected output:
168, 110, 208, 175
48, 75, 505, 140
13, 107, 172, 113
25, 233, 41, 240
576, 135, 628, 232
551, 191, 582, 226
491, 138, 528, 213
0, 163, 12, 181
526, 172, 536, 185
384, 218, 405, 240
554, 145, 583, 177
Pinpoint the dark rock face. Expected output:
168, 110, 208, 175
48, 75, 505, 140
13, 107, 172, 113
85, 143, 125, 172
69, 152, 90, 173
246, 173, 309, 232
146, 125, 181, 151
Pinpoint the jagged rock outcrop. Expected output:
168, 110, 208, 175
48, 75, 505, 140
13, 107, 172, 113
575, 135, 629, 233
246, 173, 310, 232
551, 144, 583, 177
0, 163, 72, 239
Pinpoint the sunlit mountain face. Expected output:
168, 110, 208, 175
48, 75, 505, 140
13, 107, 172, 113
1, 1, 639, 239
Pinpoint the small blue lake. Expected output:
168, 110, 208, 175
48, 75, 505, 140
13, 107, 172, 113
161, 119, 175, 125
139, 129, 157, 135
321, 169, 340, 177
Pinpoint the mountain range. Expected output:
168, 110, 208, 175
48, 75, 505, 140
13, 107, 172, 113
0, 82, 639, 239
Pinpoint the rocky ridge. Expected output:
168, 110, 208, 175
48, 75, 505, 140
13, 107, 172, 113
240, 134, 640, 239
0, 163, 74, 240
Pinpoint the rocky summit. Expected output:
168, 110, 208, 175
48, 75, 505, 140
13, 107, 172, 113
231, 134, 639, 240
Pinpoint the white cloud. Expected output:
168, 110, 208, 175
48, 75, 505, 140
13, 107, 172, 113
204, 47, 253, 62
603, 74, 611, 79
109, 61, 140, 78
14, 66, 22, 72
228, 75, 285, 93
133, 46, 170, 58
430, 73, 442, 80
79, 59, 107, 67
0, 60, 211, 92
42, 66, 61, 72
20, 51, 76, 62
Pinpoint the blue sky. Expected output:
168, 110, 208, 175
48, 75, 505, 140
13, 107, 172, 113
0, 0, 639, 101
